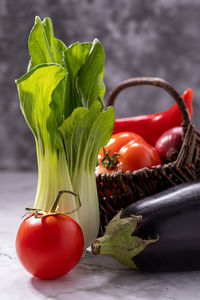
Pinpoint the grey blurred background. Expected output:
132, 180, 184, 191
1, 0, 200, 171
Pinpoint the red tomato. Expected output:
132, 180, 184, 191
15, 213, 84, 280
98, 132, 146, 159
96, 131, 161, 175
115, 140, 161, 173
95, 163, 115, 176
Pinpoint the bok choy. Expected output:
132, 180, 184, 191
16, 17, 114, 248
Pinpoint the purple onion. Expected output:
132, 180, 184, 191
155, 126, 183, 162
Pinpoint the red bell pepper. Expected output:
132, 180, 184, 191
112, 89, 193, 146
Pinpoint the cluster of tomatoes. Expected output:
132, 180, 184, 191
96, 132, 161, 175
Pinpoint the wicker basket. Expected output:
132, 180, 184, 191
96, 77, 200, 236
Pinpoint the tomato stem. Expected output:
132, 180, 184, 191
51, 190, 81, 213
22, 207, 42, 218
101, 147, 120, 169
22, 191, 81, 219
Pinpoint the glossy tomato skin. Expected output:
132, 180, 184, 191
95, 164, 115, 176
98, 132, 146, 159
115, 140, 161, 173
15, 213, 84, 280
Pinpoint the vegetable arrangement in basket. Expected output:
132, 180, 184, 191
96, 88, 193, 175
96, 78, 200, 236
93, 77, 200, 272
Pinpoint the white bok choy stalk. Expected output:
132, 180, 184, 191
16, 17, 114, 248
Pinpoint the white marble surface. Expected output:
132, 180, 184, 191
1, 172, 200, 300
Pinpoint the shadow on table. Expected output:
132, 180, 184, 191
30, 251, 200, 299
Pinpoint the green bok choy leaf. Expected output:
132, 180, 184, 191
16, 17, 114, 248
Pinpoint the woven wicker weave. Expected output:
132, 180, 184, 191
96, 77, 200, 236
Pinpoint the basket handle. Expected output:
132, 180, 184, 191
106, 77, 191, 126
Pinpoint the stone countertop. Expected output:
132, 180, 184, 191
1, 172, 200, 300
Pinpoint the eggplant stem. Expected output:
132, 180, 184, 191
91, 211, 157, 269
91, 240, 101, 255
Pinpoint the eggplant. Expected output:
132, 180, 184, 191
92, 180, 200, 271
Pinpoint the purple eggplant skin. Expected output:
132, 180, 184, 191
120, 180, 200, 271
